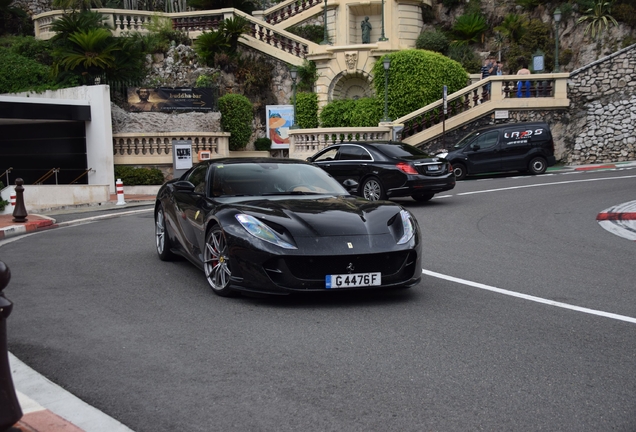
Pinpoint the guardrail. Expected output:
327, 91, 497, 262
288, 127, 393, 159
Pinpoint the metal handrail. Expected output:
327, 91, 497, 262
1, 167, 11, 187
33, 168, 60, 185
70, 168, 94, 184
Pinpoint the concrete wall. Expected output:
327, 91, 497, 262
1, 185, 110, 214
9, 85, 116, 193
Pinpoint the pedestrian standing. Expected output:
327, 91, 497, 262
516, 57, 531, 98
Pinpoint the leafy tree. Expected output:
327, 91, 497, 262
415, 29, 450, 54
447, 44, 481, 73
371, 50, 468, 121
577, 0, 619, 39
218, 93, 253, 151
452, 13, 488, 45
296, 60, 318, 93
52, 0, 103, 11
494, 14, 527, 45
1, 0, 33, 36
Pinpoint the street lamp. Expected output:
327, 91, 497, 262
379, 0, 388, 41
553, 7, 561, 73
290, 66, 299, 129
320, 0, 329, 45
381, 57, 391, 123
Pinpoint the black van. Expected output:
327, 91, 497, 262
438, 122, 556, 180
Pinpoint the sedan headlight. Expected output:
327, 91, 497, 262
397, 210, 416, 244
236, 214, 297, 249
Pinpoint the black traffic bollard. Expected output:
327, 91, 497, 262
12, 178, 28, 224
0, 261, 23, 431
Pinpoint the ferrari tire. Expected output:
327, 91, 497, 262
203, 225, 236, 297
411, 192, 435, 202
155, 204, 176, 261
528, 157, 547, 175
361, 177, 386, 201
452, 163, 467, 180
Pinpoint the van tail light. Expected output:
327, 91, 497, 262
396, 162, 418, 174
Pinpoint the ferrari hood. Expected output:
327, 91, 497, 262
233, 195, 401, 237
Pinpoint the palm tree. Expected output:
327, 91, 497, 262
451, 13, 488, 45
494, 14, 527, 45
53, 27, 119, 82
221, 16, 249, 52
577, 0, 618, 39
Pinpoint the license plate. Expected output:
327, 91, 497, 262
427, 165, 440, 171
325, 272, 381, 289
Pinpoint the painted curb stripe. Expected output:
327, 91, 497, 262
597, 212, 636, 221
575, 164, 616, 171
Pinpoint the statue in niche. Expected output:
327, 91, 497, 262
361, 17, 372, 44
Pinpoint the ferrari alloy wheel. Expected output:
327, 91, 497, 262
204, 226, 235, 297
155, 205, 175, 261
362, 177, 386, 201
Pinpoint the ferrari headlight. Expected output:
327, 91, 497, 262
236, 214, 297, 249
397, 210, 415, 244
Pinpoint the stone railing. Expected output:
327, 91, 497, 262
33, 8, 313, 61
253, 0, 323, 26
397, 73, 570, 147
288, 127, 393, 159
113, 132, 230, 165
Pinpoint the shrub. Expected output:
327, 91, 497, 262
416, 30, 450, 54
349, 97, 384, 127
254, 137, 272, 151
0, 48, 54, 93
614, 3, 636, 27
371, 50, 468, 121
319, 99, 357, 127
0, 181, 8, 211
218, 93, 253, 151
114, 166, 164, 185
296, 92, 319, 129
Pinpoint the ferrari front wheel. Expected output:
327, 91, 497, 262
203, 225, 235, 297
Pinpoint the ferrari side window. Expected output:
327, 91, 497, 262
188, 165, 208, 193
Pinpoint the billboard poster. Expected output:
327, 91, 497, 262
266, 105, 294, 149
128, 88, 215, 112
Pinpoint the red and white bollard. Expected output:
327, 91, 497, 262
116, 178, 126, 206
9, 189, 15, 208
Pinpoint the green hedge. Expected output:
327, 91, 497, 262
254, 137, 271, 151
218, 93, 253, 151
296, 92, 319, 129
371, 50, 468, 121
114, 166, 164, 186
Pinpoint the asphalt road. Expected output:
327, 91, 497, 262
2, 168, 635, 431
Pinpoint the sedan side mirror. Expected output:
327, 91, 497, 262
342, 179, 359, 193
174, 180, 195, 192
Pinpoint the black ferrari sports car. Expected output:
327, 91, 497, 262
154, 158, 422, 296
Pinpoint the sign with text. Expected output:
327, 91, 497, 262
128, 88, 215, 112
173, 140, 193, 170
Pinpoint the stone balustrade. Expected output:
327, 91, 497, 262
113, 132, 230, 165
288, 127, 393, 159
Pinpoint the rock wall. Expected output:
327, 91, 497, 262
565, 44, 636, 164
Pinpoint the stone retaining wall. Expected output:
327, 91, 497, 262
565, 44, 636, 164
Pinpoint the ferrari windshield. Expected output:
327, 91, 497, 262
211, 162, 348, 197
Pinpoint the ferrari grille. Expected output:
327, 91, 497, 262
283, 251, 410, 279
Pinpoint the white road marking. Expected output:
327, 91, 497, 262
422, 269, 636, 324
457, 174, 636, 196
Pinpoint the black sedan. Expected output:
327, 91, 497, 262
155, 158, 422, 297
307, 142, 455, 201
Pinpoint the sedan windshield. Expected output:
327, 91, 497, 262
211, 162, 348, 197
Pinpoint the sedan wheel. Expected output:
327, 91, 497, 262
362, 177, 386, 201
203, 226, 235, 297
155, 205, 175, 261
